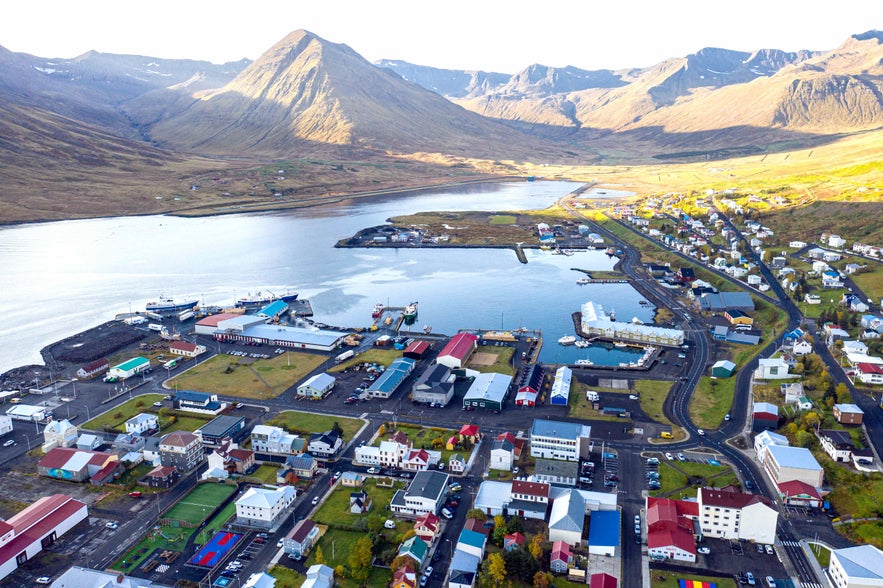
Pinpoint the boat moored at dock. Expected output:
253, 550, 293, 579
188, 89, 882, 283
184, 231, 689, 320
146, 295, 198, 312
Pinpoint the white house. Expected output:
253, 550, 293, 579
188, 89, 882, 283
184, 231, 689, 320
250, 425, 303, 455
389, 470, 449, 517
697, 488, 778, 544
842, 340, 869, 356
125, 413, 159, 435
754, 430, 790, 463
296, 373, 336, 399
530, 419, 591, 462
828, 544, 883, 588
792, 339, 813, 356
763, 445, 824, 487
42, 419, 78, 452
301, 564, 334, 588
490, 437, 515, 471
548, 489, 585, 546
781, 382, 805, 404
756, 358, 790, 379
307, 431, 343, 458
235, 486, 297, 530
0, 415, 12, 437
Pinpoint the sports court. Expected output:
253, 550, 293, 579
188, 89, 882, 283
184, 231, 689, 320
187, 531, 243, 568
164, 484, 235, 525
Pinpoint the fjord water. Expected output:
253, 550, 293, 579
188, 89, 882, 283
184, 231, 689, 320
0, 181, 653, 373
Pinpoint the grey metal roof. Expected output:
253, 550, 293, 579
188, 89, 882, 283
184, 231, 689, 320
549, 489, 585, 533
197, 415, 246, 437
534, 458, 579, 479
407, 470, 449, 501
531, 418, 589, 441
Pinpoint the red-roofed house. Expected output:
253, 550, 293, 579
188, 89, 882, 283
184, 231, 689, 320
496, 432, 524, 457
698, 487, 778, 544
464, 518, 490, 537
436, 333, 478, 369
645, 497, 699, 563
142, 465, 179, 488
0, 494, 88, 582
169, 340, 207, 358
504, 532, 525, 551
403, 340, 431, 361
76, 358, 108, 379
777, 480, 822, 508
510, 479, 551, 519
459, 424, 481, 442
855, 362, 883, 385
550, 540, 573, 573
402, 449, 432, 471
414, 512, 440, 542
391, 566, 418, 588
590, 573, 618, 588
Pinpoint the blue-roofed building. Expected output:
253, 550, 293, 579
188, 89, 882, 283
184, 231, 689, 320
530, 419, 591, 462
829, 544, 883, 588
297, 373, 336, 399
549, 367, 572, 405
174, 390, 227, 415
257, 300, 289, 320
278, 454, 318, 480
456, 528, 487, 558
449, 549, 480, 588
588, 510, 620, 556
763, 445, 823, 487
367, 357, 416, 398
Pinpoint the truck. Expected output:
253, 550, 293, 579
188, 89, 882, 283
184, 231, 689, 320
145, 311, 164, 321
335, 349, 355, 364
124, 316, 147, 326
163, 359, 178, 370
148, 323, 164, 332
586, 390, 599, 402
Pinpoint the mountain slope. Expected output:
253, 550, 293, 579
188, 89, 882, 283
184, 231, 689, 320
376, 59, 510, 98
135, 30, 569, 159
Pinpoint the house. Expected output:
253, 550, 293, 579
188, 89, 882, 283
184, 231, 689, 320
550, 541, 573, 573
42, 419, 78, 452
279, 454, 318, 480
391, 567, 417, 588
490, 437, 516, 471
792, 339, 813, 356
251, 425, 304, 455
436, 333, 478, 369
174, 390, 226, 415
534, 458, 579, 487
549, 366, 572, 405
242, 572, 277, 588
645, 496, 698, 563
159, 431, 204, 473
349, 490, 372, 514
676, 267, 696, 283
308, 430, 343, 457
402, 448, 438, 471
804, 293, 822, 304
458, 424, 480, 443
113, 432, 145, 453
754, 431, 790, 463
828, 545, 883, 588
397, 535, 428, 566
711, 360, 736, 378
763, 445, 824, 487
587, 510, 620, 556
756, 358, 790, 379
833, 403, 864, 425
698, 487, 778, 544
725, 309, 753, 326
855, 362, 883, 384
456, 528, 487, 559
205, 439, 255, 477
76, 358, 108, 379
301, 564, 334, 588
195, 414, 247, 446
509, 479, 550, 520
76, 433, 103, 451
590, 573, 618, 588
0, 494, 89, 583
142, 464, 178, 488
283, 518, 319, 558
125, 413, 159, 436
504, 532, 525, 551
296, 373, 336, 399
411, 363, 455, 406
390, 470, 449, 517
777, 480, 823, 508
515, 365, 545, 407
340, 471, 365, 487
168, 341, 207, 358
235, 485, 297, 530
448, 550, 481, 588
462, 372, 512, 410
752, 402, 779, 432
817, 429, 855, 462
413, 512, 440, 542
448, 453, 466, 474
530, 418, 591, 462
548, 489, 585, 546
781, 382, 805, 404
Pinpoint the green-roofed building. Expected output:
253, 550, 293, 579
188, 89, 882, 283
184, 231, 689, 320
108, 356, 150, 379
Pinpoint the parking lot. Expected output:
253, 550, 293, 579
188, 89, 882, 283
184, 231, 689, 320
698, 537, 789, 585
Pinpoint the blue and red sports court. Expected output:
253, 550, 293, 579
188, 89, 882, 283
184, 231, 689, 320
187, 531, 243, 568
679, 581, 717, 588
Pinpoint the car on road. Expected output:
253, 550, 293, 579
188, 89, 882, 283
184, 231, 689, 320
634, 515, 640, 524
333, 471, 342, 481
646, 457, 659, 465
153, 401, 163, 407
105, 522, 118, 529
634, 524, 641, 534
419, 576, 428, 587
128, 491, 142, 498
425, 566, 434, 577
311, 496, 320, 506
724, 413, 731, 421
512, 466, 519, 475
277, 539, 284, 548
36, 578, 51, 584
367, 467, 379, 474
696, 429, 705, 436
665, 452, 674, 460
449, 483, 462, 493
698, 547, 710, 554
745, 480, 753, 491
3, 439, 16, 447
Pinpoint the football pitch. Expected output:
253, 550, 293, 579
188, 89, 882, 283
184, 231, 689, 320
164, 483, 236, 525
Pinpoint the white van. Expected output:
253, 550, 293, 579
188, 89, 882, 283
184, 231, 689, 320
586, 391, 599, 402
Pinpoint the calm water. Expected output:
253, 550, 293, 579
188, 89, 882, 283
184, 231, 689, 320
0, 181, 653, 373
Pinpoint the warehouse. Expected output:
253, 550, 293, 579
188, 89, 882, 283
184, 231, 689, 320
711, 360, 736, 378
194, 312, 247, 335
6, 404, 49, 422
367, 357, 416, 398
403, 340, 431, 360
37, 447, 119, 483
297, 373, 337, 399
437, 332, 479, 369
195, 415, 248, 446
462, 372, 512, 410
257, 300, 289, 320
108, 356, 150, 380
581, 302, 684, 346
76, 358, 108, 379
411, 363, 455, 405
549, 367, 572, 405
213, 319, 346, 352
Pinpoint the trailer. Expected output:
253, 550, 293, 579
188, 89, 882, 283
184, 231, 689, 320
145, 311, 164, 321
335, 349, 355, 364
148, 323, 164, 332
163, 359, 178, 370
177, 310, 195, 322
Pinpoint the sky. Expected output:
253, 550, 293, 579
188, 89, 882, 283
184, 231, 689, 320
3, 1, 881, 73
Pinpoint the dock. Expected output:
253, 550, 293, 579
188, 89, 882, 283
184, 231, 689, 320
289, 298, 313, 317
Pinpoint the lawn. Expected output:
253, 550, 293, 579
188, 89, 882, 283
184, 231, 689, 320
265, 410, 366, 441
304, 526, 392, 588
568, 385, 632, 422
847, 263, 883, 296
489, 214, 517, 224
168, 351, 328, 398
328, 348, 403, 372
649, 462, 688, 498
383, 423, 463, 458
268, 565, 305, 588
689, 376, 736, 429
248, 463, 281, 484
81, 394, 165, 431
312, 478, 405, 529
634, 380, 685, 440
650, 570, 737, 588
468, 346, 516, 376
808, 542, 831, 567
164, 483, 236, 525
675, 461, 734, 485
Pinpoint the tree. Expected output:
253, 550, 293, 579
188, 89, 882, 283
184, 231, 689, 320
533, 571, 551, 588
503, 547, 539, 579
331, 421, 344, 437
314, 546, 326, 565
348, 536, 373, 583
485, 552, 507, 584
466, 508, 487, 521
335, 564, 346, 579
367, 514, 385, 535
528, 532, 545, 560
835, 383, 850, 404
390, 555, 414, 572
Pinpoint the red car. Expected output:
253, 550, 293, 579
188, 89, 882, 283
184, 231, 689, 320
128, 491, 142, 498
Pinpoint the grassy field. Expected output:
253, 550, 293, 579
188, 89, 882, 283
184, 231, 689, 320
163, 483, 236, 525
78, 394, 216, 434
264, 410, 365, 441
650, 570, 737, 588
634, 380, 684, 440
304, 526, 391, 588
489, 214, 517, 224
312, 478, 405, 528
380, 423, 465, 462
169, 352, 328, 399
649, 462, 688, 497
808, 542, 831, 567
328, 348, 402, 372
268, 565, 305, 588
689, 376, 736, 429
248, 464, 281, 484
467, 346, 516, 376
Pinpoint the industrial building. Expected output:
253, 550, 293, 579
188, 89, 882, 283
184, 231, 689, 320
462, 372, 512, 410
194, 312, 246, 335
437, 332, 479, 369
108, 356, 150, 380
6, 404, 49, 422
297, 373, 337, 399
763, 445, 824, 487
549, 367, 572, 405
37, 447, 120, 483
410, 363, 455, 405
76, 358, 108, 379
580, 302, 684, 346
257, 300, 289, 320
367, 357, 416, 398
211, 316, 346, 351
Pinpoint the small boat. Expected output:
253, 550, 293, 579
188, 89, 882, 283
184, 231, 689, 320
146, 295, 198, 312
384, 316, 393, 326
372, 303, 384, 318
632, 317, 643, 324
614, 341, 628, 348
558, 335, 577, 346
575, 359, 594, 366
576, 278, 591, 285
423, 325, 432, 334
574, 340, 590, 348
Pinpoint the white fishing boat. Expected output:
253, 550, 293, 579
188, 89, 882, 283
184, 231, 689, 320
576, 277, 591, 285
558, 335, 577, 346
575, 359, 594, 366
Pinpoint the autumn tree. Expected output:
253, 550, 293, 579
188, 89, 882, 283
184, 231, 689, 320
528, 532, 545, 560
485, 552, 507, 584
466, 508, 487, 521
314, 546, 325, 565
533, 571, 551, 588
348, 536, 373, 583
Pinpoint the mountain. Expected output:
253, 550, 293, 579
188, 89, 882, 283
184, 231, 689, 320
130, 30, 566, 160
375, 59, 509, 98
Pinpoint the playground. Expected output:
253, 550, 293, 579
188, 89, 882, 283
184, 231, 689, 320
188, 531, 243, 567
163, 483, 236, 526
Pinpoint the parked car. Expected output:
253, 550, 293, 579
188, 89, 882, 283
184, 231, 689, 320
105, 522, 118, 529
746, 572, 756, 586
128, 491, 142, 498
449, 483, 462, 493
36, 578, 52, 585
333, 471, 342, 481
756, 543, 764, 554
384, 520, 396, 529
3, 439, 16, 447
724, 413, 731, 421
698, 547, 710, 554
765, 576, 776, 588
367, 467, 379, 474
440, 508, 453, 519
311, 496, 320, 506
677, 453, 686, 461
646, 457, 659, 465
665, 452, 674, 460
765, 544, 774, 555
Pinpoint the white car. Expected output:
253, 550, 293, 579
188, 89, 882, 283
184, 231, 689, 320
384, 519, 396, 529
333, 471, 342, 481
367, 467, 379, 474
311, 496, 320, 506
696, 429, 705, 436
36, 578, 51, 585
698, 546, 710, 554
440, 508, 453, 519
665, 452, 674, 460
677, 453, 686, 461
105, 522, 118, 529
2, 439, 15, 447
277, 539, 284, 548
724, 413, 731, 421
